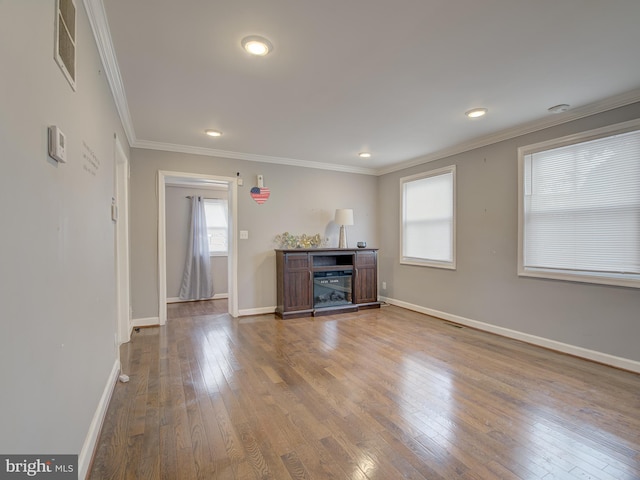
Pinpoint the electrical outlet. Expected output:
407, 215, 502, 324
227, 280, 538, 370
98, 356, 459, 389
382, 281, 387, 290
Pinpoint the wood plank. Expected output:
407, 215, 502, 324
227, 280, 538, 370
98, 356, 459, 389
89, 299, 640, 480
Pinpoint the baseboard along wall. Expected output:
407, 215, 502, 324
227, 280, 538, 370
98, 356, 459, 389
78, 359, 120, 480
379, 295, 640, 374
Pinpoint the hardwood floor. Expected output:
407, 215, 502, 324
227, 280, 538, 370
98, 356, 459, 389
89, 300, 640, 479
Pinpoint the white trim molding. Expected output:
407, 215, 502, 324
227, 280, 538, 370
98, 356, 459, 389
135, 140, 378, 176
238, 306, 276, 317
380, 296, 640, 374
83, 0, 136, 146
78, 359, 120, 480
376, 88, 640, 176
131, 317, 160, 328
114, 135, 131, 345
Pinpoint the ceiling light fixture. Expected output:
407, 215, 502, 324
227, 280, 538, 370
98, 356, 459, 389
465, 108, 488, 118
548, 104, 570, 114
241, 35, 273, 56
205, 129, 222, 137
359, 152, 371, 158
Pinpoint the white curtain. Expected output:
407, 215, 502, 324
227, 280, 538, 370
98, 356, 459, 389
179, 196, 214, 300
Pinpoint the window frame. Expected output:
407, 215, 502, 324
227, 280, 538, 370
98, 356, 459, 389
517, 118, 640, 289
400, 165, 457, 269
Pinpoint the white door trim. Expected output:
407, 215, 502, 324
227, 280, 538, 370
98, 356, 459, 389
157, 170, 239, 324
114, 135, 131, 344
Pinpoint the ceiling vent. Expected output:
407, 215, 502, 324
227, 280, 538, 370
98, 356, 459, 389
54, 0, 76, 90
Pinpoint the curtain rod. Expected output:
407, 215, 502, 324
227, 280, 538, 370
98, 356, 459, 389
186, 196, 222, 200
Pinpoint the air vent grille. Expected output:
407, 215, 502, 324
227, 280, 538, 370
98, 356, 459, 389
55, 0, 76, 90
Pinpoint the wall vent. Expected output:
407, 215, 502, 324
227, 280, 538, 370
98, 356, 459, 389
54, 0, 76, 90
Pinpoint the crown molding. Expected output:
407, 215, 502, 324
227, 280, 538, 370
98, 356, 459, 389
83, 0, 137, 146
375, 88, 640, 176
87, 1, 639, 177
83, 2, 376, 175
133, 140, 379, 175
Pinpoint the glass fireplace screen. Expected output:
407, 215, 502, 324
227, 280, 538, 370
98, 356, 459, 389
313, 271, 353, 308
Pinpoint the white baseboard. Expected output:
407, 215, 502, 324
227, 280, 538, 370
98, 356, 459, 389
131, 317, 160, 328
78, 359, 120, 480
238, 306, 276, 316
379, 296, 640, 374
133, 304, 269, 325
166, 294, 228, 303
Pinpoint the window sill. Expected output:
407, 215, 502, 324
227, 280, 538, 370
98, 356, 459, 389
401, 257, 456, 270
518, 267, 640, 289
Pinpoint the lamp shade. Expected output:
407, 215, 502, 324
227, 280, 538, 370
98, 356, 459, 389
334, 209, 354, 226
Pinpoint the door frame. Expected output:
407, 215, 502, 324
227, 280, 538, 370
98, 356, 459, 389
114, 135, 131, 344
157, 170, 239, 324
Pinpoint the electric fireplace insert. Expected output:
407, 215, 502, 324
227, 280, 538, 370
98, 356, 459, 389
313, 270, 353, 308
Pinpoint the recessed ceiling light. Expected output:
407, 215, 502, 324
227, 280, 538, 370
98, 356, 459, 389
548, 104, 570, 114
359, 152, 371, 158
205, 129, 222, 137
241, 36, 273, 56
465, 108, 488, 118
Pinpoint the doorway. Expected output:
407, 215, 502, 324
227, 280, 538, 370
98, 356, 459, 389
157, 171, 239, 324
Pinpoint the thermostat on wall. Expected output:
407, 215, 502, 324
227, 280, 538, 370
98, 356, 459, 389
48, 125, 67, 163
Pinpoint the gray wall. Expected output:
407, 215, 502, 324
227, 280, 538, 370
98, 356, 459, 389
166, 185, 229, 298
378, 102, 640, 363
130, 149, 379, 318
0, 0, 127, 457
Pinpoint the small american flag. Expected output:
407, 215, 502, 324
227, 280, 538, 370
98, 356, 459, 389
250, 187, 270, 204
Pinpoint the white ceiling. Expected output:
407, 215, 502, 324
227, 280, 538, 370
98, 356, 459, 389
98, 0, 640, 175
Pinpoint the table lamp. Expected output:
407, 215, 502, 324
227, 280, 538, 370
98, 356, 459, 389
335, 209, 354, 248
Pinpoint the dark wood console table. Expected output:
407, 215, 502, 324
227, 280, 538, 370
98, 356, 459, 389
275, 248, 380, 319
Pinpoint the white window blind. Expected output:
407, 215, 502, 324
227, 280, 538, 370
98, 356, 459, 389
401, 166, 456, 268
203, 199, 228, 255
520, 122, 640, 287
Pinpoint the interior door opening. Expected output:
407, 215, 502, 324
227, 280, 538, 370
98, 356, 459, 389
158, 171, 238, 324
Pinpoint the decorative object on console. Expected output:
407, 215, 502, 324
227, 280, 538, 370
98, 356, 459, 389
335, 209, 354, 248
275, 232, 325, 249
357, 241, 367, 248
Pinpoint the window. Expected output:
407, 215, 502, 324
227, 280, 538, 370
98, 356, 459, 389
400, 165, 456, 269
203, 199, 228, 255
518, 119, 640, 288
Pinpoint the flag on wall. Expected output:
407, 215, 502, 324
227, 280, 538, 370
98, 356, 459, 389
250, 187, 270, 204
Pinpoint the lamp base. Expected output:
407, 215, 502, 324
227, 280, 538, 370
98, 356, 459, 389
338, 225, 347, 248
